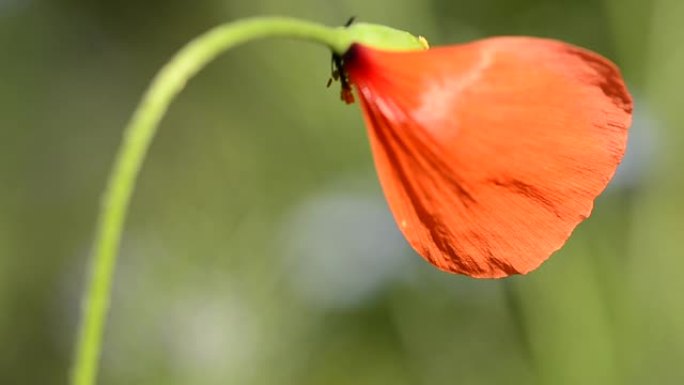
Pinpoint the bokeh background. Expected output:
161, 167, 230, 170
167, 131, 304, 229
2, 0, 683, 384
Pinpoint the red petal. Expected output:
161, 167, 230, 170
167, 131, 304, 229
344, 38, 632, 278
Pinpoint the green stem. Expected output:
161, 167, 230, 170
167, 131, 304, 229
70, 16, 350, 385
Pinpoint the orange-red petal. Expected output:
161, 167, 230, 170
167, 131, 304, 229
343, 38, 632, 278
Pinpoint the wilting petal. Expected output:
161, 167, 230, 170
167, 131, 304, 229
343, 37, 632, 278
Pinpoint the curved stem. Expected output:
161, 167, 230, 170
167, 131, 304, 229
70, 16, 350, 385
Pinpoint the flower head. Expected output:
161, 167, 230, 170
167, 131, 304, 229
336, 37, 632, 278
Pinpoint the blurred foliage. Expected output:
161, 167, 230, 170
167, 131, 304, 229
1, 0, 683, 384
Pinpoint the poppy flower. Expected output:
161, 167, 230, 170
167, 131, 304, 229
335, 37, 632, 278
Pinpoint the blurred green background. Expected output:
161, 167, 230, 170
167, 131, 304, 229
2, 0, 683, 384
